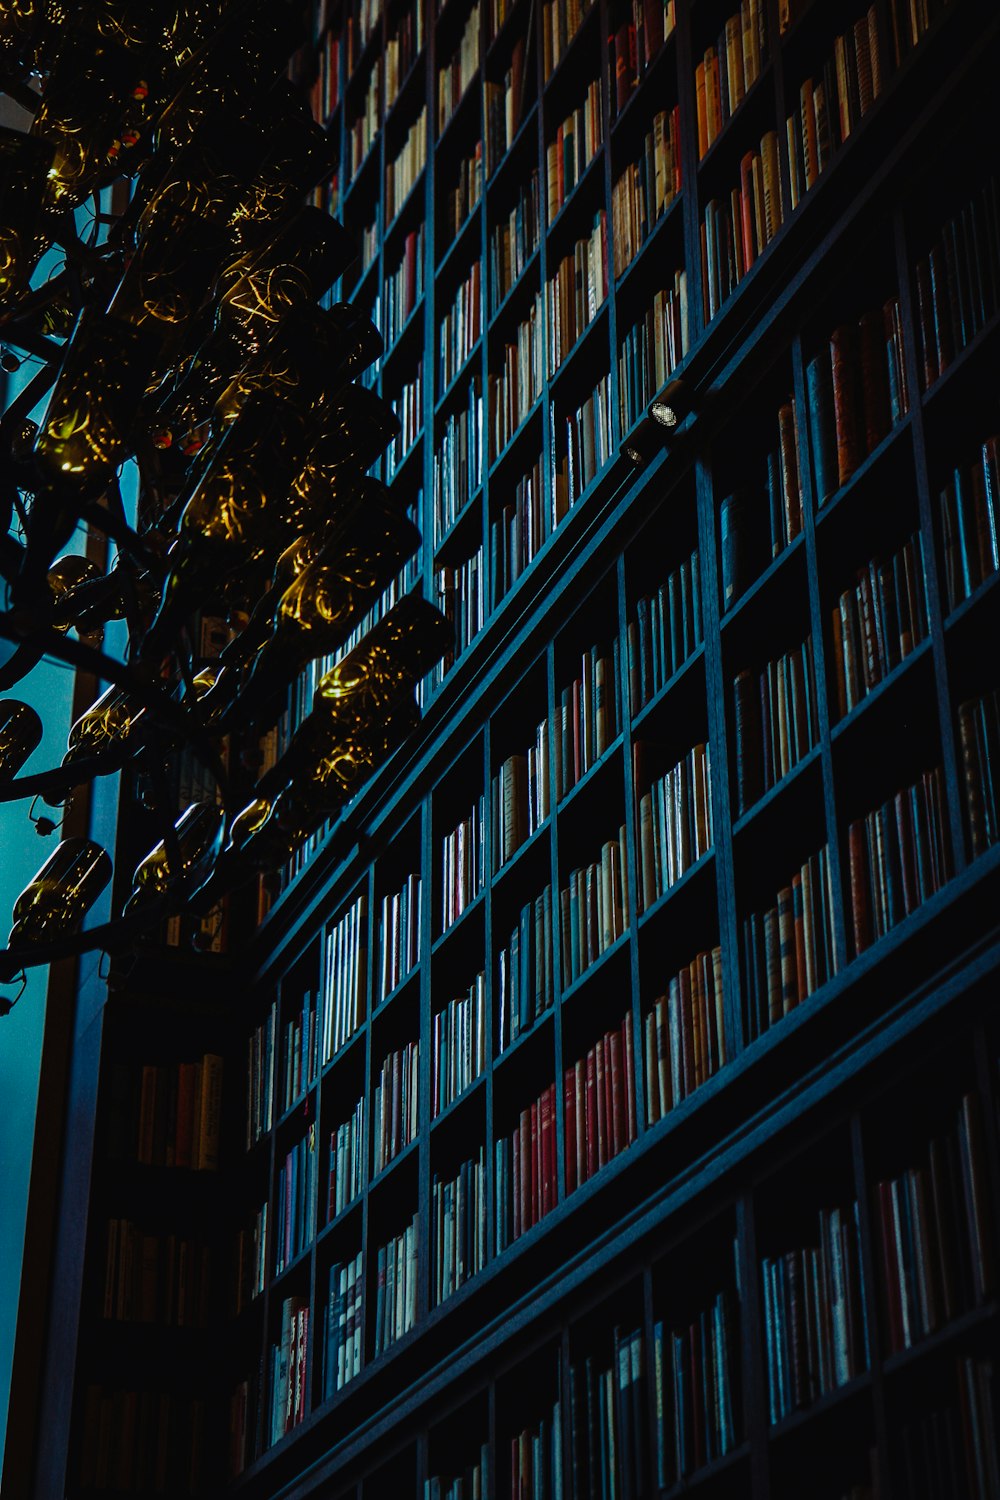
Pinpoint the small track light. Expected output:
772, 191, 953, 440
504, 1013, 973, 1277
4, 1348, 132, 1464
647, 377, 691, 432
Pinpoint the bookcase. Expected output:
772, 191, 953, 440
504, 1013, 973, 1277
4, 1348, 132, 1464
16, 0, 1000, 1497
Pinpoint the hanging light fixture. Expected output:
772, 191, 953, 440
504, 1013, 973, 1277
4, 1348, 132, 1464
0, 0, 452, 995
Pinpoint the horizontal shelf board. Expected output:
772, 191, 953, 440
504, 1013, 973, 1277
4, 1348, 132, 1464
694, 61, 775, 182
556, 731, 625, 816
319, 1024, 366, 1083
343, 132, 383, 209
316, 1194, 364, 1249
435, 69, 482, 156
540, 2, 600, 109
547, 295, 610, 388
270, 1240, 314, 1289
433, 488, 485, 562
273, 1089, 318, 1135
881, 1300, 1000, 1379
608, 28, 678, 148
436, 337, 485, 415
368, 1134, 420, 1192
343, 247, 381, 308
613, 189, 685, 304
487, 393, 543, 481
385, 432, 424, 486
921, 304, 1000, 413
659, 1439, 751, 1498
730, 743, 824, 838
559, 926, 631, 1006
432, 887, 487, 953
384, 163, 428, 244
437, 200, 482, 279
767, 1370, 872, 1441
813, 414, 913, 530
380, 295, 426, 375
373, 964, 421, 1016
488, 247, 541, 333
636, 846, 715, 928
344, 27, 383, 98
491, 813, 551, 889
485, 100, 540, 196
630, 644, 706, 733
720, 531, 806, 633
943, 566, 1000, 633
430, 1069, 486, 1129
828, 638, 934, 746
544, 147, 606, 247
384, 47, 427, 134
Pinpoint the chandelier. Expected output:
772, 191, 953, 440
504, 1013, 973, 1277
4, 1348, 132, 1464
0, 0, 450, 1005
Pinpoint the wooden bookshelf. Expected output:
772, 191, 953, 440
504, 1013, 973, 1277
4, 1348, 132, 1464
19, 1, 1000, 1498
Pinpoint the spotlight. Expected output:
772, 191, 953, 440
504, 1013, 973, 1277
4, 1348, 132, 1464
648, 377, 691, 431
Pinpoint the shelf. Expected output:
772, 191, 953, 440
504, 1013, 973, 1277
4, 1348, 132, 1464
547, 296, 610, 390
767, 1370, 872, 1441
430, 1068, 486, 1130
488, 246, 540, 334
368, 1134, 419, 1193
731, 743, 823, 838
658, 1440, 752, 1499
436, 337, 484, 414
437, 199, 482, 280
432, 886, 486, 953
631, 644, 706, 734
828, 638, 934, 747
374, 963, 421, 1016
545, 146, 606, 248
559, 926, 631, 1007
384, 162, 428, 244
491, 812, 550, 890
557, 730, 625, 816
434, 486, 484, 562
695, 61, 775, 183
813, 414, 913, 532
384, 46, 427, 133
720, 531, 806, 634
487, 393, 542, 482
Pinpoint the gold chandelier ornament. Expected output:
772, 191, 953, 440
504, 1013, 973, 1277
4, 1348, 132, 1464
8, 835, 112, 949
0, 0, 453, 978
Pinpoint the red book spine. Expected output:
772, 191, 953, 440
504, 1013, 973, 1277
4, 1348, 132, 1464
512, 1125, 521, 1241
585, 1051, 598, 1181
878, 1180, 904, 1352
595, 1039, 607, 1170
540, 1087, 553, 1217
519, 1107, 531, 1235
564, 1068, 577, 1193
609, 1027, 625, 1158
530, 1101, 540, 1228
623, 1008, 637, 1144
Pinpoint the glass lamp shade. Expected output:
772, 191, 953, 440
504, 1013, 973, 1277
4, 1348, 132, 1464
62, 682, 146, 766
0, 0, 49, 70
285, 693, 421, 816
8, 836, 112, 948
107, 203, 232, 356
33, 313, 160, 496
227, 86, 339, 244
0, 127, 56, 314
46, 554, 103, 631
124, 799, 224, 911
312, 595, 451, 718
0, 699, 43, 782
30, 43, 142, 208
225, 793, 312, 870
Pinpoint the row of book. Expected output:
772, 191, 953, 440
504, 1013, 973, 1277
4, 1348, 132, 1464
634, 740, 713, 910
387, 104, 427, 221
497, 889, 555, 1051
270, 1295, 309, 1443
434, 541, 486, 682
565, 1011, 638, 1191
427, 1449, 489, 1500
553, 372, 613, 511
321, 891, 368, 1063
877, 1093, 993, 1355
546, 77, 602, 225
898, 1356, 1000, 1500
328, 1097, 364, 1220
610, 105, 682, 278
431, 1147, 487, 1305
490, 168, 539, 314
693, 0, 768, 160
434, 374, 484, 544
322, 1250, 363, 1398
102, 1219, 210, 1326
279, 992, 319, 1115
959, 686, 1000, 859
490, 454, 555, 601
385, 0, 423, 113
495, 1081, 558, 1251
732, 634, 818, 816
379, 871, 422, 1000
547, 212, 608, 372
541, 0, 591, 77
554, 638, 622, 799
700, 130, 784, 325
493, 731, 550, 869
442, 140, 482, 248
233, 1202, 267, 1315
617, 271, 689, 431
345, 0, 380, 67
644, 946, 725, 1117
79, 1387, 205, 1494
274, 1125, 319, 1275
570, 1334, 645, 1499
311, 28, 339, 122
559, 825, 629, 984
489, 291, 543, 458
939, 436, 1000, 614
509, 1404, 562, 1499
384, 222, 423, 348
718, 399, 803, 614
374, 1212, 420, 1353
610, 0, 676, 115
348, 64, 379, 180
432, 972, 487, 1115
388, 362, 424, 470
832, 532, 928, 719
654, 1288, 741, 1484
785, 5, 882, 213
806, 297, 909, 506
107, 1054, 223, 1171
847, 765, 951, 956
373, 1038, 421, 1172
440, 258, 483, 394
486, 46, 530, 180
913, 173, 1000, 392
442, 794, 487, 930
740, 844, 838, 1042
438, 1, 479, 133
763, 1200, 869, 1424
626, 547, 702, 717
